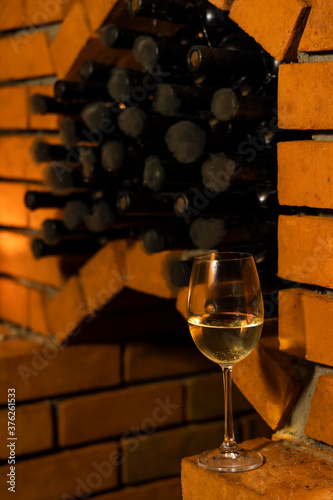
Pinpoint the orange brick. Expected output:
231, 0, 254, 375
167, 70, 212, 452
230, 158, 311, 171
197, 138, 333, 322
279, 62, 333, 129
0, 278, 29, 327
122, 421, 223, 484
28, 85, 59, 130
185, 372, 252, 422
233, 339, 302, 429
0, 340, 121, 403
58, 380, 183, 446
0, 401, 53, 458
230, 0, 310, 62
0, 31, 55, 82
83, 0, 118, 31
93, 477, 181, 500
0, 0, 25, 31
124, 340, 215, 383
299, 0, 333, 52
28, 206, 63, 230
278, 215, 333, 288
126, 240, 182, 299
0, 182, 29, 227
305, 374, 333, 446
0, 87, 29, 129
79, 239, 126, 314
26, 0, 63, 25
279, 288, 333, 366
209, 0, 233, 10
182, 438, 333, 500
0, 441, 119, 500
28, 287, 50, 335
50, 1, 93, 78
278, 141, 333, 209
0, 135, 59, 181
0, 230, 69, 287
46, 275, 88, 341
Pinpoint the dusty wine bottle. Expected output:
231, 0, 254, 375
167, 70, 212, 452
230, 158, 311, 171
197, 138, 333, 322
54, 80, 110, 101
32, 238, 102, 259
165, 120, 207, 164
153, 83, 217, 117
31, 140, 80, 166
30, 94, 86, 116
127, 0, 199, 24
143, 155, 202, 191
80, 61, 114, 83
133, 36, 192, 72
142, 225, 192, 253
200, 152, 276, 193
25, 190, 90, 211
99, 24, 150, 49
117, 190, 179, 216
187, 46, 266, 80
211, 88, 275, 122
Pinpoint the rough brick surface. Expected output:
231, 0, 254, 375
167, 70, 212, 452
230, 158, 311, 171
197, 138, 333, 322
122, 421, 223, 484
126, 241, 182, 299
278, 215, 333, 289
0, 0, 25, 31
0, 230, 68, 287
278, 141, 333, 209
93, 477, 181, 500
84, 0, 118, 31
233, 339, 302, 429
182, 438, 333, 500
0, 182, 29, 227
0, 135, 58, 181
79, 239, 126, 314
0, 278, 29, 327
279, 288, 333, 365
230, 0, 310, 62
278, 62, 333, 129
305, 374, 333, 446
0, 31, 55, 82
51, 1, 92, 78
299, 0, 333, 52
58, 381, 183, 446
124, 341, 215, 382
0, 87, 28, 129
26, 0, 63, 25
0, 340, 121, 403
0, 441, 119, 500
46, 275, 88, 341
28, 287, 50, 335
0, 401, 53, 458
185, 371, 252, 422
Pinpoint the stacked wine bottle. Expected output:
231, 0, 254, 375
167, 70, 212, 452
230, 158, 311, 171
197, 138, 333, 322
28, 0, 284, 287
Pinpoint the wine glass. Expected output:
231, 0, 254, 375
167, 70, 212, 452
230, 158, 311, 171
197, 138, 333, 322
187, 252, 264, 472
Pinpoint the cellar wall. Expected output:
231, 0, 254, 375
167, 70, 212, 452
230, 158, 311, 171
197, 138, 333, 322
0, 2, 272, 499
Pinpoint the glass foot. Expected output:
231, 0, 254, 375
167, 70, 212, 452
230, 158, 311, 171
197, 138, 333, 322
197, 447, 264, 473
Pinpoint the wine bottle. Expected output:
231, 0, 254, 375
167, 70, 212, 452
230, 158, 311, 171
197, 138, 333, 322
187, 46, 266, 80
143, 155, 202, 191
83, 199, 117, 233
153, 83, 217, 117
30, 94, 85, 116
43, 163, 88, 194
99, 24, 150, 49
168, 258, 193, 287
42, 219, 72, 246
127, 0, 200, 25
25, 190, 91, 211
30, 140, 80, 167
80, 101, 119, 131
32, 237, 102, 258
80, 61, 113, 83
133, 36, 193, 72
142, 225, 192, 253
201, 152, 276, 193
174, 186, 278, 221
54, 80, 110, 101
63, 200, 90, 231
211, 88, 275, 122
165, 120, 208, 164
117, 190, 179, 216
59, 118, 89, 146
189, 217, 276, 249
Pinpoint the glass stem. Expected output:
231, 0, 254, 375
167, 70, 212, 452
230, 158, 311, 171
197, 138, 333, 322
220, 366, 238, 451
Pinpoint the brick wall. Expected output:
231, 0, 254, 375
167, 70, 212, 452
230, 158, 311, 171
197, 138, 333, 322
0, 2, 272, 499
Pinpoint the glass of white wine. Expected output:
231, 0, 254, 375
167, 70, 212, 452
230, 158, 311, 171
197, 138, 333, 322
187, 252, 264, 472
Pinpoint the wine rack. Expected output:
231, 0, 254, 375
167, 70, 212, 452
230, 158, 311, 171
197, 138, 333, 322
29, 0, 281, 290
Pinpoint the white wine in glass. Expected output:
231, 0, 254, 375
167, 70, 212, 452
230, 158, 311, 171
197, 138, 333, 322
187, 252, 264, 472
